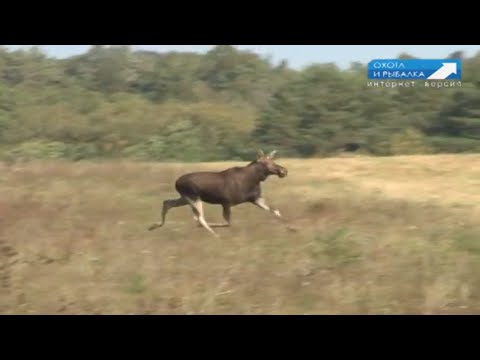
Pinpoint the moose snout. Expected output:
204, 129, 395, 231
278, 167, 288, 178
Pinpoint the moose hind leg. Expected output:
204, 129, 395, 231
186, 198, 219, 237
195, 204, 231, 228
148, 197, 188, 231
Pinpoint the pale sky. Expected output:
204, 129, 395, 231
4, 45, 480, 69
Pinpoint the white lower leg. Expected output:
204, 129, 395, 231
198, 216, 219, 236
254, 198, 282, 218
187, 198, 219, 237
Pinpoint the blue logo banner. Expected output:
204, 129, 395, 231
367, 59, 462, 80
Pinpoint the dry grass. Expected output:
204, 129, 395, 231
1, 154, 480, 314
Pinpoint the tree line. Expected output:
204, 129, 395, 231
0, 45, 479, 162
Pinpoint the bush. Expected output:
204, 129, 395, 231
427, 136, 480, 154
63, 143, 99, 160
4, 141, 67, 161
390, 128, 433, 155
121, 136, 167, 161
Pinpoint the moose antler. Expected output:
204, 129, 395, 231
268, 150, 277, 159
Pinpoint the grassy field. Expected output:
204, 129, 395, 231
1, 154, 480, 314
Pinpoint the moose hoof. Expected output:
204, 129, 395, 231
273, 210, 282, 217
148, 223, 162, 231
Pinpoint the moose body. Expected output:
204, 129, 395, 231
148, 150, 288, 237
176, 167, 263, 206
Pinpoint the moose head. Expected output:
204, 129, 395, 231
255, 149, 288, 178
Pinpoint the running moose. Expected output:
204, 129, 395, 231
148, 150, 288, 237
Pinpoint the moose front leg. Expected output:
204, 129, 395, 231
252, 197, 282, 218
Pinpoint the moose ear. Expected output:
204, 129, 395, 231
257, 149, 265, 159
268, 150, 277, 159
